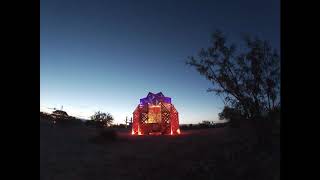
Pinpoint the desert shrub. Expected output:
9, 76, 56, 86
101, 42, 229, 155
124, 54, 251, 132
90, 111, 114, 127
198, 121, 212, 128
55, 117, 83, 127
85, 120, 96, 127
84, 120, 106, 128
40, 112, 53, 121
109, 124, 127, 128
117, 124, 126, 128
219, 106, 246, 128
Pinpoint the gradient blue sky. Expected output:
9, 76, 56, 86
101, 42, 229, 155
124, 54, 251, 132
40, 0, 280, 124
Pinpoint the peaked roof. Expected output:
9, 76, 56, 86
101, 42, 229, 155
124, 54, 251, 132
147, 92, 164, 97
140, 92, 171, 105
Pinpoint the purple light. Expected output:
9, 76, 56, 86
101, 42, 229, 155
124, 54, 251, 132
139, 92, 171, 105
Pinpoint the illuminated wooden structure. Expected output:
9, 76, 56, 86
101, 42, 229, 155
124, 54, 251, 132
132, 92, 180, 135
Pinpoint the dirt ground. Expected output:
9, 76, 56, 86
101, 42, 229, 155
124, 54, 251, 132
40, 119, 280, 180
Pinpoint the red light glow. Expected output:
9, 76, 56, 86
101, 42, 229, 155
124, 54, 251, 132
138, 125, 142, 135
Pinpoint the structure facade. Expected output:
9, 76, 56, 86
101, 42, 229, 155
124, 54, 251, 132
132, 92, 180, 135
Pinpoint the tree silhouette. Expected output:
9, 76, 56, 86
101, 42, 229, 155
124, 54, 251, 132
187, 30, 280, 121
90, 111, 114, 127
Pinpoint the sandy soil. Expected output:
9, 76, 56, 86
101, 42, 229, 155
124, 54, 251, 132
40, 119, 280, 180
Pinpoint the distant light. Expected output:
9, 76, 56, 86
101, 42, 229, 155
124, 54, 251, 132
177, 129, 180, 134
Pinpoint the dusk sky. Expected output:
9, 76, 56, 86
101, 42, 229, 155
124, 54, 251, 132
40, 0, 280, 124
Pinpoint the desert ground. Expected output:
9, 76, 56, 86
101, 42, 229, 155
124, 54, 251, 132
40, 119, 280, 180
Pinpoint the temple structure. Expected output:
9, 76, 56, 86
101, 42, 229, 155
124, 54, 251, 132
132, 92, 180, 135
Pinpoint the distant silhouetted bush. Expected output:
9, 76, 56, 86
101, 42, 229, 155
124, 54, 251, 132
40, 111, 53, 121
85, 120, 100, 128
180, 121, 229, 130
57, 117, 83, 126
218, 106, 244, 128
109, 124, 128, 129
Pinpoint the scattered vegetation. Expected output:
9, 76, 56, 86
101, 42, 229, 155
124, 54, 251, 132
180, 121, 229, 130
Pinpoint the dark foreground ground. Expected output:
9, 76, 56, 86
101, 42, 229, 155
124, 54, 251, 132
40, 119, 280, 180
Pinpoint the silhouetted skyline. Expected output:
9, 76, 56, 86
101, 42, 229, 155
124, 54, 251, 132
40, 0, 279, 124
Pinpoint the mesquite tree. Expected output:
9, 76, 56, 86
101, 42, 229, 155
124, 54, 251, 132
90, 111, 114, 127
187, 30, 280, 121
